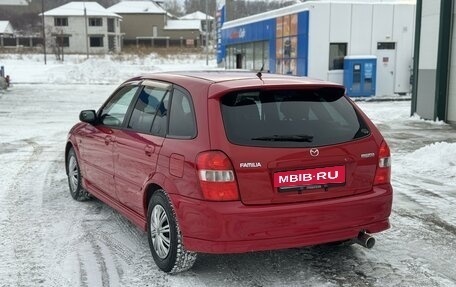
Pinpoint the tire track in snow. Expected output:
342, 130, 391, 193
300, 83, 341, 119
45, 198, 120, 286
0, 139, 48, 286
77, 210, 142, 286
87, 232, 111, 287
41, 182, 139, 287
44, 170, 141, 286
40, 150, 93, 286
37, 148, 128, 286
77, 251, 89, 285
393, 176, 456, 230
90, 212, 169, 287
383, 210, 456, 285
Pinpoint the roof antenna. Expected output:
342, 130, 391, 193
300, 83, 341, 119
256, 64, 264, 80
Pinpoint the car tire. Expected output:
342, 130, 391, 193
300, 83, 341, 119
147, 189, 197, 273
67, 148, 90, 201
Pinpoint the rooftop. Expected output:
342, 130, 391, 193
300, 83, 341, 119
0, 21, 14, 34
181, 11, 214, 20
108, 1, 166, 14
42, 2, 120, 18
164, 20, 201, 30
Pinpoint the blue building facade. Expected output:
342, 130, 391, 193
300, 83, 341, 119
219, 10, 309, 76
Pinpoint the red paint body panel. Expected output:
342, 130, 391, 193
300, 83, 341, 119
113, 129, 164, 215
171, 184, 392, 253
184, 220, 389, 254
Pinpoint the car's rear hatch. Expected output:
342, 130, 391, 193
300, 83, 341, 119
218, 86, 379, 205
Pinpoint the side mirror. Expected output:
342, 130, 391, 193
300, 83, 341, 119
79, 110, 97, 124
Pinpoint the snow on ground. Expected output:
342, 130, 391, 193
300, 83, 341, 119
1, 54, 456, 286
1, 53, 218, 85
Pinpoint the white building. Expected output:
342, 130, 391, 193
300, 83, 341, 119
412, 0, 456, 124
219, 0, 416, 97
41, 2, 122, 54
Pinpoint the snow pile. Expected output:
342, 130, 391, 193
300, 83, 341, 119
1, 53, 217, 85
42, 58, 123, 84
397, 142, 456, 185
411, 113, 448, 125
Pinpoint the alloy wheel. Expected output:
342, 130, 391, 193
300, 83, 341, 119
68, 156, 79, 192
150, 205, 171, 259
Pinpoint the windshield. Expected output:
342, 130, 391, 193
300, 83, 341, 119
220, 87, 370, 147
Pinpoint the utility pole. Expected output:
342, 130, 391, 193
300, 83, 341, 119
205, 0, 209, 66
41, 0, 46, 64
84, 2, 89, 59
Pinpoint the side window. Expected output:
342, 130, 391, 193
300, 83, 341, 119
329, 43, 347, 70
100, 85, 138, 127
128, 84, 169, 135
168, 89, 196, 138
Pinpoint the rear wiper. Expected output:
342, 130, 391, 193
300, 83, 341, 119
251, 134, 314, 142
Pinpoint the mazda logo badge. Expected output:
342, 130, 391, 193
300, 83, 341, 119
310, 148, 319, 157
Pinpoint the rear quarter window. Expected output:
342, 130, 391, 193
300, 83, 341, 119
220, 87, 370, 147
168, 89, 196, 138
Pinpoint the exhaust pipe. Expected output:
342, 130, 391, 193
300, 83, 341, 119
355, 231, 375, 249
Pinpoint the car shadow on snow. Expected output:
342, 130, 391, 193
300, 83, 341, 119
188, 244, 379, 286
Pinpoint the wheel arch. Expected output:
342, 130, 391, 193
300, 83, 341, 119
64, 141, 75, 175
143, 174, 182, 222
144, 183, 163, 218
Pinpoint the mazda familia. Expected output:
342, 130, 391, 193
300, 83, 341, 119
65, 71, 392, 273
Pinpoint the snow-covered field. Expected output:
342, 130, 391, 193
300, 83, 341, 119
1, 54, 456, 287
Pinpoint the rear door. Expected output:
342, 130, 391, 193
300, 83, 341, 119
219, 87, 379, 205
113, 81, 170, 214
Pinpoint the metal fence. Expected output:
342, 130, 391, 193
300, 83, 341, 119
0, 36, 44, 48
1, 36, 201, 50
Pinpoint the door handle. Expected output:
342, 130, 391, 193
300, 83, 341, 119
144, 145, 154, 156
104, 135, 112, 145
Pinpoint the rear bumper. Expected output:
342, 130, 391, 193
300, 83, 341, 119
170, 184, 392, 254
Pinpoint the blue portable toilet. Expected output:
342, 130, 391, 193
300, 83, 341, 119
343, 56, 377, 97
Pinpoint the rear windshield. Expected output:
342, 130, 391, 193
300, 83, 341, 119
220, 87, 370, 147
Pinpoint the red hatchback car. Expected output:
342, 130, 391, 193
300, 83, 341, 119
65, 71, 392, 273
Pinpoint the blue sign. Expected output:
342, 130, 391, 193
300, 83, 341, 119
222, 18, 276, 45
216, 6, 226, 64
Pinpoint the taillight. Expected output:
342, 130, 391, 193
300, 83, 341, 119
374, 141, 391, 185
196, 151, 240, 201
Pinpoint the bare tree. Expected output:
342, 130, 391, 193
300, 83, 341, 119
188, 0, 295, 20
184, 0, 216, 15
162, 0, 185, 17
45, 25, 65, 61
